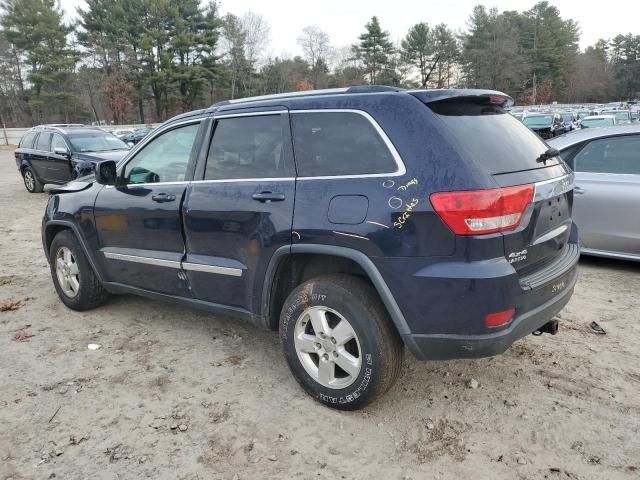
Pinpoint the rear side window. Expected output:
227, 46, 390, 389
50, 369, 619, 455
573, 135, 640, 174
205, 114, 292, 180
291, 111, 397, 177
20, 132, 37, 149
36, 133, 51, 151
428, 101, 559, 174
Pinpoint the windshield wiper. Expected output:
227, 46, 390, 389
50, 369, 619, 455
536, 147, 560, 164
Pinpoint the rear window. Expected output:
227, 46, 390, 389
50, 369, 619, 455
291, 111, 398, 177
428, 101, 559, 174
20, 132, 37, 149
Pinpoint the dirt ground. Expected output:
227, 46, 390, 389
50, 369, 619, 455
0, 149, 639, 480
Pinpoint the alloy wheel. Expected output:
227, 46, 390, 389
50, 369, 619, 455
55, 246, 80, 298
24, 170, 35, 191
294, 306, 362, 389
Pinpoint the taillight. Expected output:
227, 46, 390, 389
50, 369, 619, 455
430, 184, 534, 235
485, 308, 515, 328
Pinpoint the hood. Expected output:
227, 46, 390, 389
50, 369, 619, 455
529, 125, 552, 131
45, 176, 95, 194
72, 150, 129, 162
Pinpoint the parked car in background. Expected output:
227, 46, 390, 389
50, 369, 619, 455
122, 127, 153, 145
15, 125, 130, 193
522, 113, 564, 139
559, 112, 578, 132
41, 86, 578, 409
548, 125, 640, 261
601, 110, 632, 125
111, 129, 134, 140
579, 115, 616, 129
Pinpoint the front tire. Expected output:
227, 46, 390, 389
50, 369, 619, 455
49, 230, 109, 311
280, 274, 403, 410
22, 167, 43, 193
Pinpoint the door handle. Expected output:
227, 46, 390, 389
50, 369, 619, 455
252, 191, 286, 203
152, 193, 176, 203
574, 186, 586, 195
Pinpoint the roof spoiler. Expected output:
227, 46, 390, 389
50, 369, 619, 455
410, 89, 513, 108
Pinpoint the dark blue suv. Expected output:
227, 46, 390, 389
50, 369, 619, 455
41, 86, 579, 409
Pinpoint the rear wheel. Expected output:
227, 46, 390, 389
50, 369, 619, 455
49, 230, 109, 311
22, 167, 43, 193
280, 274, 403, 410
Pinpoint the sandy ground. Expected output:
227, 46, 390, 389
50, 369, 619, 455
0, 149, 639, 480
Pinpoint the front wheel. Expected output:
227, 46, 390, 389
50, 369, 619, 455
49, 230, 109, 311
280, 274, 404, 410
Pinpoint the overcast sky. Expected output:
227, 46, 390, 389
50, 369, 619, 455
60, 0, 637, 56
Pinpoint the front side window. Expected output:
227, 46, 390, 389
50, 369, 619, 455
574, 135, 640, 174
123, 123, 200, 184
291, 111, 397, 177
205, 114, 291, 180
51, 134, 68, 152
36, 133, 51, 151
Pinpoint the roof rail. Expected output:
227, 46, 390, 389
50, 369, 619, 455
35, 123, 86, 128
210, 85, 404, 108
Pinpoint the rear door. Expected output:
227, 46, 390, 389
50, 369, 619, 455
183, 108, 296, 313
571, 134, 640, 256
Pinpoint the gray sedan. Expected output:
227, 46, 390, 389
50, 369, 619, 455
548, 125, 640, 261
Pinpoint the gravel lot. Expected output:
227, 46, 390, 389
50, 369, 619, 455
1, 148, 639, 480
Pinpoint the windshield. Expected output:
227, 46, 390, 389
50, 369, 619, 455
560, 113, 574, 122
68, 132, 129, 152
581, 118, 614, 128
577, 111, 591, 119
523, 115, 553, 126
601, 111, 630, 121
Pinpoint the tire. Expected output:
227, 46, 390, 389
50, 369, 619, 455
22, 166, 43, 193
280, 274, 404, 410
49, 230, 109, 311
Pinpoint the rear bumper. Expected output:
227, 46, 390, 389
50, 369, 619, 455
402, 265, 577, 360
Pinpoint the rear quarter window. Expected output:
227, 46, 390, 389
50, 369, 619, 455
20, 132, 37, 149
291, 111, 398, 177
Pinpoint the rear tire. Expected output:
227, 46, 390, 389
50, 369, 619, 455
22, 167, 43, 193
49, 230, 109, 311
280, 274, 404, 410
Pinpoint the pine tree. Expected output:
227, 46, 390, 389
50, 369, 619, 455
352, 16, 394, 84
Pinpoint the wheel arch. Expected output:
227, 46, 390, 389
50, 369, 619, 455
260, 244, 411, 337
43, 220, 105, 283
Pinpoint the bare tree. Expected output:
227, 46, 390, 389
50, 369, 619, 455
241, 11, 270, 71
297, 25, 330, 87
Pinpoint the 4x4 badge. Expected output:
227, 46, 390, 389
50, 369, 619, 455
508, 249, 528, 264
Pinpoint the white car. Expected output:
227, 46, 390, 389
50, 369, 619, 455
111, 129, 134, 140
579, 115, 616, 129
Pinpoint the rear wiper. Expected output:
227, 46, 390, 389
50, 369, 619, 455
536, 147, 560, 164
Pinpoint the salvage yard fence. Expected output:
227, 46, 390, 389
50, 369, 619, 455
1, 124, 162, 146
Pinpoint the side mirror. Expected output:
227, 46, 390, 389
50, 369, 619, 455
54, 147, 70, 158
95, 160, 117, 186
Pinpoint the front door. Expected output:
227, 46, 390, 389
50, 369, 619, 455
31, 132, 51, 181
48, 133, 73, 183
572, 134, 640, 256
94, 120, 204, 296
183, 109, 296, 314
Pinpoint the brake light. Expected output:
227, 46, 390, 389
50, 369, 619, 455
485, 308, 515, 328
430, 184, 534, 235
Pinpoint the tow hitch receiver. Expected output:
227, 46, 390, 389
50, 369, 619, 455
532, 319, 559, 336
